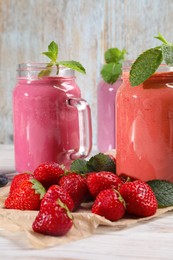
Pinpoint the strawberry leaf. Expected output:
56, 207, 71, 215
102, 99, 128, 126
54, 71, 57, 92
70, 159, 90, 174
87, 153, 116, 173
147, 180, 173, 208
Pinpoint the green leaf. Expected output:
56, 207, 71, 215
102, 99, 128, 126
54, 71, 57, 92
87, 153, 116, 173
101, 62, 122, 84
42, 51, 57, 62
130, 48, 163, 86
42, 41, 58, 63
57, 198, 73, 220
70, 159, 90, 174
38, 62, 55, 78
38, 68, 52, 78
40, 41, 86, 75
147, 180, 173, 208
161, 44, 173, 66
30, 178, 46, 199
154, 33, 169, 44
48, 41, 58, 55
105, 48, 127, 64
57, 60, 86, 74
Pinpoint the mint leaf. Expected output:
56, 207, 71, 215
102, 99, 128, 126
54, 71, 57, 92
101, 47, 126, 84
130, 48, 163, 86
38, 67, 52, 78
147, 180, 173, 208
39, 41, 86, 76
101, 63, 122, 84
105, 48, 126, 64
70, 159, 90, 174
161, 44, 173, 66
57, 60, 86, 74
42, 41, 58, 63
154, 33, 168, 44
87, 153, 116, 173
48, 41, 58, 56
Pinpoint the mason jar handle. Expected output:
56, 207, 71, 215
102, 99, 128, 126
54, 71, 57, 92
67, 97, 92, 160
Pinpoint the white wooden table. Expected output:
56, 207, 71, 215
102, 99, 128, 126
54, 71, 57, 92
0, 144, 173, 260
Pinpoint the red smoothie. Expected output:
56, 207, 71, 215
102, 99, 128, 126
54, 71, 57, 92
13, 64, 92, 172
116, 65, 173, 182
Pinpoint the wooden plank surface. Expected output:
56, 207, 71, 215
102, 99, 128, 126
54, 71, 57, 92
0, 0, 173, 147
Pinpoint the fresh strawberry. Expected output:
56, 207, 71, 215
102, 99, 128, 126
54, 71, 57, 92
59, 173, 89, 210
41, 185, 74, 211
5, 179, 46, 210
120, 180, 158, 217
32, 198, 73, 236
119, 173, 136, 183
92, 189, 126, 221
9, 172, 33, 195
33, 162, 65, 189
87, 171, 123, 198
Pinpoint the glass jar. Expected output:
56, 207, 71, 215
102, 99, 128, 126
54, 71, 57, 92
97, 78, 122, 152
116, 63, 173, 182
13, 63, 92, 172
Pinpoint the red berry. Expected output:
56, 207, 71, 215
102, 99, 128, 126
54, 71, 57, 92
32, 198, 73, 236
9, 172, 33, 195
41, 185, 74, 211
87, 171, 123, 198
59, 173, 89, 210
5, 179, 46, 210
92, 189, 126, 221
120, 180, 158, 217
33, 162, 65, 189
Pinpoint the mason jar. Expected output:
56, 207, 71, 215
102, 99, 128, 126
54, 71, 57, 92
116, 63, 173, 182
13, 63, 92, 172
97, 78, 122, 152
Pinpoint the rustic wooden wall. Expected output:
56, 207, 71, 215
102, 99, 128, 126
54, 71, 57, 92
0, 0, 173, 147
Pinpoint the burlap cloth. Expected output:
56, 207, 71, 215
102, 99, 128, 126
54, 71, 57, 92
0, 185, 172, 249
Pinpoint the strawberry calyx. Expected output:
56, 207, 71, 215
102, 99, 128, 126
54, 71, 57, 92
29, 179, 46, 199
57, 198, 73, 220
113, 188, 126, 209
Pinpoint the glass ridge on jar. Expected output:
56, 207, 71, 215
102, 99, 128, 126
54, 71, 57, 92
116, 62, 173, 182
13, 63, 92, 172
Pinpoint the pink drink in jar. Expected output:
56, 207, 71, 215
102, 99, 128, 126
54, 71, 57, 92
97, 78, 122, 152
13, 63, 92, 172
116, 63, 173, 182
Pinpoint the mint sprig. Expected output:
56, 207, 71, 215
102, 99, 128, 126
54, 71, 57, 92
147, 180, 173, 208
130, 33, 173, 86
38, 41, 86, 77
101, 47, 127, 84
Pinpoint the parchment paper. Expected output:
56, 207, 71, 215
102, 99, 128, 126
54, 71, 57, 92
0, 185, 173, 249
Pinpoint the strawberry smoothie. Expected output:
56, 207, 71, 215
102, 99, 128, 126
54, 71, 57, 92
13, 64, 92, 172
97, 78, 122, 152
116, 65, 173, 182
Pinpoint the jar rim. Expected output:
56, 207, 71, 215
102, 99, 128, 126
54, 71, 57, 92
17, 63, 75, 77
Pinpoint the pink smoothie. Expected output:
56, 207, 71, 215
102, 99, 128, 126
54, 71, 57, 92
116, 67, 173, 182
97, 78, 122, 152
13, 70, 90, 172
